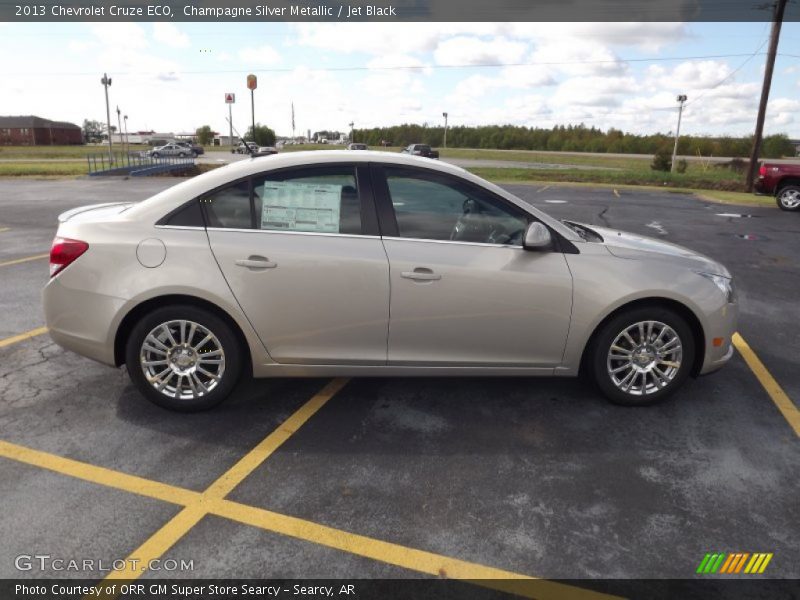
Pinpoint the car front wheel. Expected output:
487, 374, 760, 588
776, 185, 800, 211
152, 152, 160, 158
590, 307, 695, 406
125, 305, 243, 411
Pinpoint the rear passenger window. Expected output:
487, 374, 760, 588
203, 180, 251, 229
253, 166, 362, 235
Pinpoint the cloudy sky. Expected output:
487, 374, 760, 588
2, 21, 800, 138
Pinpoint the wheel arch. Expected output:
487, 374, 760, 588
578, 297, 706, 377
776, 178, 800, 195
113, 294, 253, 374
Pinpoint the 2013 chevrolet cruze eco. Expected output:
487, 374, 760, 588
43, 151, 737, 411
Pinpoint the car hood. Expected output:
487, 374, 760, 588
581, 223, 731, 278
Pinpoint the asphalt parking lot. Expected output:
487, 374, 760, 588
0, 177, 798, 598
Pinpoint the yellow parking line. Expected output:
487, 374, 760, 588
0, 227, 10, 233
0, 326, 48, 349
0, 253, 49, 268
93, 378, 350, 593
1, 435, 617, 600
210, 499, 621, 600
733, 332, 800, 437
612, 189, 620, 198
536, 185, 551, 193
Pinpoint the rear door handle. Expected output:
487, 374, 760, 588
400, 268, 441, 282
235, 256, 277, 269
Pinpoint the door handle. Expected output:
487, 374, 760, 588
235, 256, 277, 269
401, 268, 441, 282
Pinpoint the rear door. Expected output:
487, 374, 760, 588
205, 164, 390, 365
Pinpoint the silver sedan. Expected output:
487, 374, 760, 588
43, 151, 737, 411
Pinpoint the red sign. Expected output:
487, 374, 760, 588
225, 93, 235, 104
246, 74, 257, 91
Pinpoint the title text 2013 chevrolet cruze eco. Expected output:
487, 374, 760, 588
43, 151, 737, 411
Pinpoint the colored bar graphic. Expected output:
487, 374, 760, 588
698, 552, 773, 575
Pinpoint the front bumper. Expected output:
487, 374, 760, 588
698, 301, 738, 376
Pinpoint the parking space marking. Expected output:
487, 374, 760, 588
1, 387, 617, 599
612, 189, 620, 197
0, 227, 10, 233
94, 378, 351, 590
0, 440, 201, 506
535, 185, 551, 193
0, 326, 48, 349
0, 253, 48, 268
209, 498, 622, 600
733, 332, 800, 437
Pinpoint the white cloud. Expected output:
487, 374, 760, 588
238, 44, 281, 66
152, 23, 190, 49
433, 36, 527, 66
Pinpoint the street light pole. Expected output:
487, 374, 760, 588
101, 73, 113, 163
442, 112, 448, 149
123, 114, 129, 155
671, 95, 687, 173
116, 106, 123, 159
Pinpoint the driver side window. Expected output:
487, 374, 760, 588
384, 167, 528, 245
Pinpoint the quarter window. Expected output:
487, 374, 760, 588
384, 167, 529, 245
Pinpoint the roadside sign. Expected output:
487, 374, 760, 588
225, 93, 235, 103
246, 74, 257, 91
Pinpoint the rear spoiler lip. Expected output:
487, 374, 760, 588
57, 202, 134, 223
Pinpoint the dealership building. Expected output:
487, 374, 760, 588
0, 115, 83, 145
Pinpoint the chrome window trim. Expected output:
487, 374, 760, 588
199, 226, 382, 240
381, 235, 522, 249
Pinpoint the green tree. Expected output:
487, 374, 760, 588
195, 125, 214, 146
245, 123, 276, 146
761, 134, 795, 158
82, 119, 105, 143
651, 147, 672, 172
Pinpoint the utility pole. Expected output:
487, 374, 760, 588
100, 73, 113, 163
116, 106, 123, 159
349, 121, 354, 143
671, 95, 687, 173
123, 114, 129, 155
746, 0, 788, 191
442, 112, 449, 149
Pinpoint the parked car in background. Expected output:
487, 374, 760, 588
150, 144, 196, 158
254, 146, 278, 156
347, 143, 368, 150
175, 141, 204, 156
43, 150, 736, 412
233, 142, 259, 154
754, 162, 800, 211
402, 144, 439, 159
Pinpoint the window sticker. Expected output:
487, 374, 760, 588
258, 181, 342, 233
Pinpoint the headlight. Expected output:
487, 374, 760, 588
696, 272, 736, 303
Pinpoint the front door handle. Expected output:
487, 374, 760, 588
235, 256, 277, 269
400, 268, 441, 282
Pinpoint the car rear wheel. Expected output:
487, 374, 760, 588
125, 305, 242, 411
590, 307, 695, 406
776, 185, 800, 211
178, 152, 187, 157
152, 152, 160, 158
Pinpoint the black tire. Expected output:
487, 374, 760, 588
125, 305, 243, 412
178, 152, 187, 158
776, 185, 800, 211
589, 306, 695, 406
152, 152, 160, 158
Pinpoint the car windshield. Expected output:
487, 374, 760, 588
561, 220, 603, 242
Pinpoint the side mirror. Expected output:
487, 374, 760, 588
523, 222, 552, 251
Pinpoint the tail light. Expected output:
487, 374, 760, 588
758, 165, 767, 177
50, 237, 89, 277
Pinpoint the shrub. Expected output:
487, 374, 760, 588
651, 147, 672, 172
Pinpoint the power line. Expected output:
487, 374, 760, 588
4, 52, 771, 77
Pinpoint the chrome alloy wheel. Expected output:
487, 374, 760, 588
778, 188, 800, 209
139, 320, 225, 400
606, 320, 682, 396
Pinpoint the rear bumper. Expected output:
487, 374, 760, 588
42, 277, 122, 367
